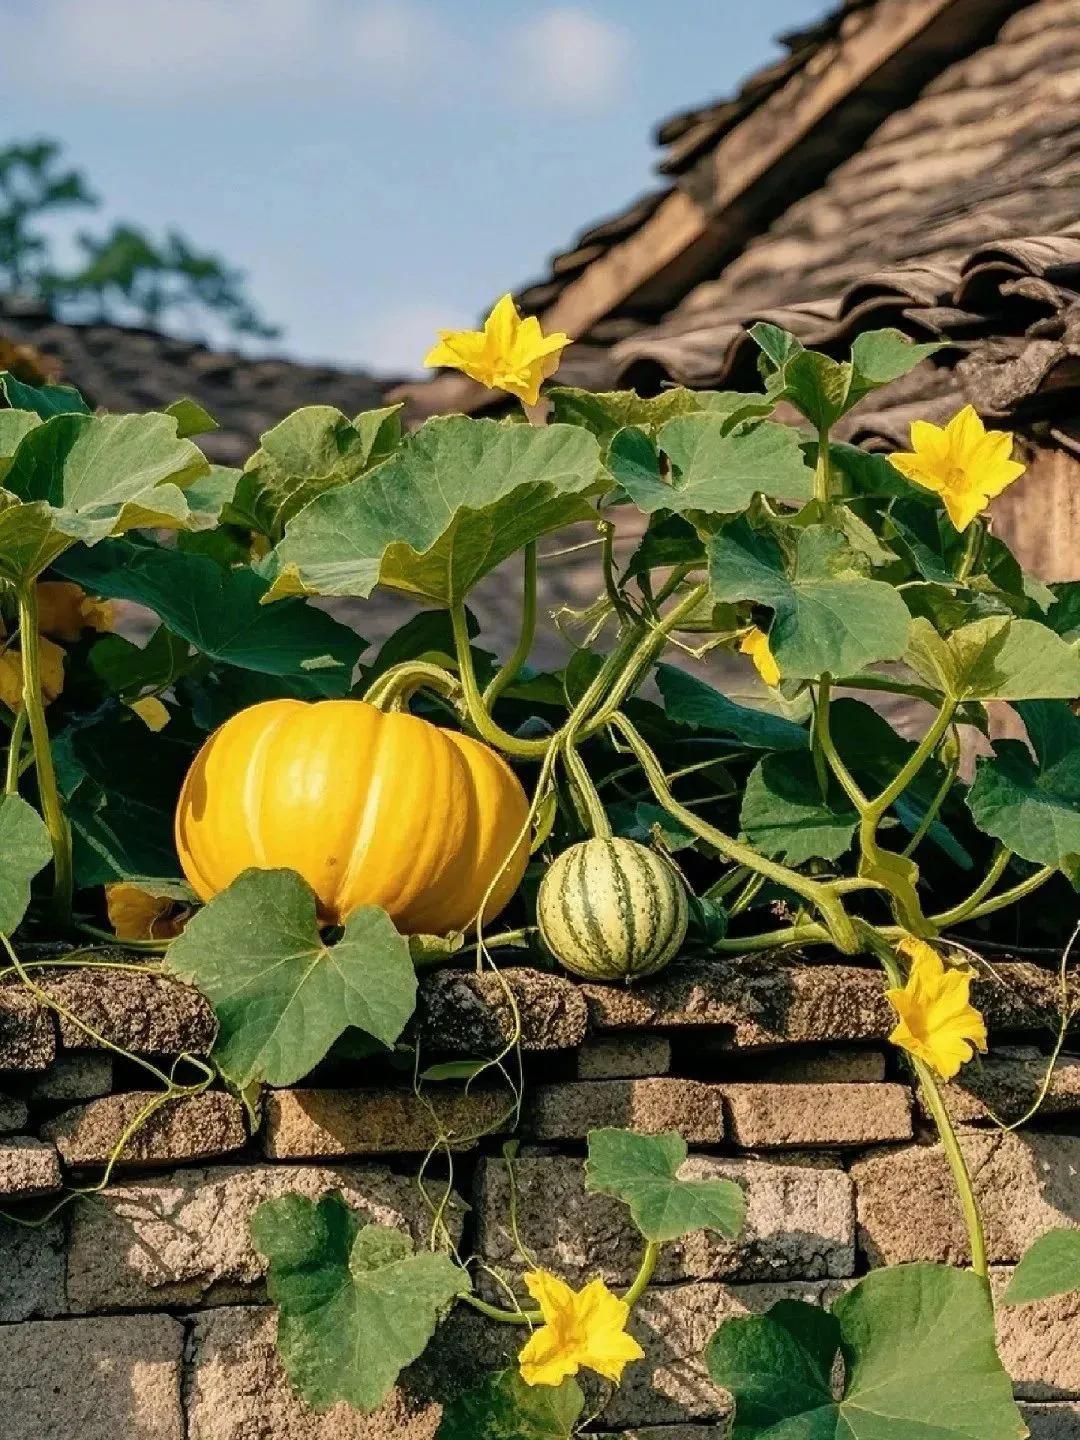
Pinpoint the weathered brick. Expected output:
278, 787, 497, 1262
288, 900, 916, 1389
0, 1136, 62, 1198
476, 1152, 854, 1288
853, 1132, 1080, 1266
738, 1045, 888, 1084
0, 1313, 184, 1440
933, 1050, 1080, 1127
575, 1034, 672, 1080
43, 1091, 247, 1168
66, 1162, 465, 1311
720, 1082, 913, 1148
1021, 1403, 1080, 1438
40, 967, 216, 1055
419, 966, 588, 1053
0, 1091, 29, 1131
596, 1430, 717, 1440
262, 1087, 511, 1159
0, 1216, 66, 1319
994, 1269, 1080, 1400
31, 1053, 114, 1102
0, 986, 55, 1070
528, 1079, 725, 1143
186, 1305, 442, 1439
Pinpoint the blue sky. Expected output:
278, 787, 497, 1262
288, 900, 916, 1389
0, 0, 827, 374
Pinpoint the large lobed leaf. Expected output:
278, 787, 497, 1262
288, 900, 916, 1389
707, 1263, 1025, 1439
0, 795, 52, 935
585, 1128, 746, 1243
655, 665, 809, 753
266, 416, 602, 606
167, 868, 417, 1088
251, 1192, 469, 1413
437, 1369, 585, 1439
905, 616, 1080, 700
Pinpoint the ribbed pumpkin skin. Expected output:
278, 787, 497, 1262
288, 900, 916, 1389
537, 837, 689, 981
175, 698, 530, 933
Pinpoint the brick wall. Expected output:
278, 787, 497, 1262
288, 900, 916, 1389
1, 955, 1079, 1439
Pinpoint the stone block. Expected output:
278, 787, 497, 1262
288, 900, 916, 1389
737, 1045, 888, 1084
40, 967, 216, 1055
263, 1087, 511, 1159
0, 1215, 66, 1319
31, 1053, 114, 1102
0, 1091, 29, 1131
1022, 1404, 1080, 1438
0, 1136, 61, 1198
0, 986, 55, 1070
185, 1305, 442, 1439
43, 1091, 247, 1168
66, 1161, 465, 1311
575, 1034, 672, 1080
719, 1082, 913, 1148
475, 1152, 855, 1288
934, 1051, 1080, 1127
528, 1079, 725, 1143
994, 1269, 1080, 1400
419, 966, 588, 1053
0, 1313, 184, 1440
852, 1132, 1080, 1266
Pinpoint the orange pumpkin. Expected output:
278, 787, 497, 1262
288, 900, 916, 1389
175, 698, 530, 932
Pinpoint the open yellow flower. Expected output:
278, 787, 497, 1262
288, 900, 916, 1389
0, 634, 65, 712
106, 883, 188, 942
35, 581, 114, 641
888, 405, 1026, 532
886, 937, 988, 1080
424, 294, 571, 407
739, 626, 780, 687
517, 1269, 644, 1388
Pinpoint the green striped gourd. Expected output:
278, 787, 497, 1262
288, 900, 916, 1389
537, 836, 689, 981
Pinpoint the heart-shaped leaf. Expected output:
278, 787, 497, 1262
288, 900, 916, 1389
437, 1369, 585, 1439
251, 1193, 469, 1413
266, 416, 601, 605
904, 617, 1080, 700
0, 795, 52, 934
585, 1128, 746, 1243
167, 868, 417, 1088
1004, 1229, 1080, 1304
706, 1263, 1025, 1439
655, 665, 809, 752
740, 753, 858, 865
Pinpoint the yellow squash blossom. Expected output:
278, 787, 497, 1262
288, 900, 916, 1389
886, 937, 988, 1081
35, 581, 114, 641
0, 634, 65, 712
129, 695, 170, 731
425, 294, 571, 407
739, 626, 780, 687
105, 883, 188, 942
517, 1269, 644, 1388
888, 406, 1026, 532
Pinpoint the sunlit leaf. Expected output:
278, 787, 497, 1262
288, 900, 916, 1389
904, 616, 1080, 700
0, 795, 52, 934
1005, 1229, 1080, 1304
585, 1127, 745, 1243
164, 397, 218, 438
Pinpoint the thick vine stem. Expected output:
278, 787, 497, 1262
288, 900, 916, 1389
450, 603, 553, 759
934, 861, 1055, 929
610, 711, 861, 955
562, 739, 613, 840
956, 518, 984, 582
17, 585, 73, 918
483, 542, 538, 709
814, 427, 833, 508
362, 661, 462, 713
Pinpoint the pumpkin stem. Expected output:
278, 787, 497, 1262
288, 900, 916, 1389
562, 739, 612, 840
362, 661, 462, 713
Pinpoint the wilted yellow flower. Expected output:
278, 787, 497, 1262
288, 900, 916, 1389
0, 635, 65, 712
886, 937, 988, 1081
35, 581, 114, 641
424, 294, 571, 407
129, 696, 170, 731
105, 883, 188, 942
888, 406, 1026, 532
517, 1269, 644, 1388
739, 626, 780, 687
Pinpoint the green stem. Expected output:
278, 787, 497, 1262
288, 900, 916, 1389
902, 751, 958, 859
611, 711, 861, 955
451, 603, 553, 759
5, 706, 27, 795
711, 922, 829, 953
834, 673, 952, 707
563, 740, 612, 840
483, 542, 537, 708
936, 863, 1055, 929
814, 428, 832, 507
622, 1240, 660, 1308
866, 698, 956, 822
814, 677, 870, 812
363, 661, 462, 712
17, 585, 72, 919
930, 846, 1012, 928
460, 1235, 661, 1327
600, 522, 634, 627
956, 519, 984, 582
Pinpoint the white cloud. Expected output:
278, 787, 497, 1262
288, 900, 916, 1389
503, 8, 631, 112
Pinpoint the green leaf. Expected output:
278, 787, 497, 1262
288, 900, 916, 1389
548, 384, 708, 447
0, 371, 90, 418
0, 795, 52, 934
267, 416, 601, 606
609, 414, 812, 516
1004, 1229, 1080, 1304
584, 1128, 746, 1243
437, 1368, 585, 1439
740, 753, 858, 865
708, 521, 911, 679
967, 702, 1080, 871
624, 512, 705, 579
750, 327, 940, 427
182, 465, 240, 531
58, 540, 363, 691
822, 441, 923, 501
228, 405, 394, 542
164, 397, 219, 438
0, 410, 40, 480
656, 665, 809, 752
845, 329, 944, 411
1046, 582, 1080, 641
251, 1193, 469, 1414
167, 868, 417, 1088
89, 626, 193, 700
0, 497, 72, 585
706, 1263, 1025, 1439
904, 616, 1080, 700
609, 800, 697, 852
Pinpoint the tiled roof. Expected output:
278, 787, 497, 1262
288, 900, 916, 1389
0, 298, 388, 466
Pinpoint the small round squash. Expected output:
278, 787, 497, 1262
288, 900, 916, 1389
175, 698, 530, 933
537, 836, 689, 981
